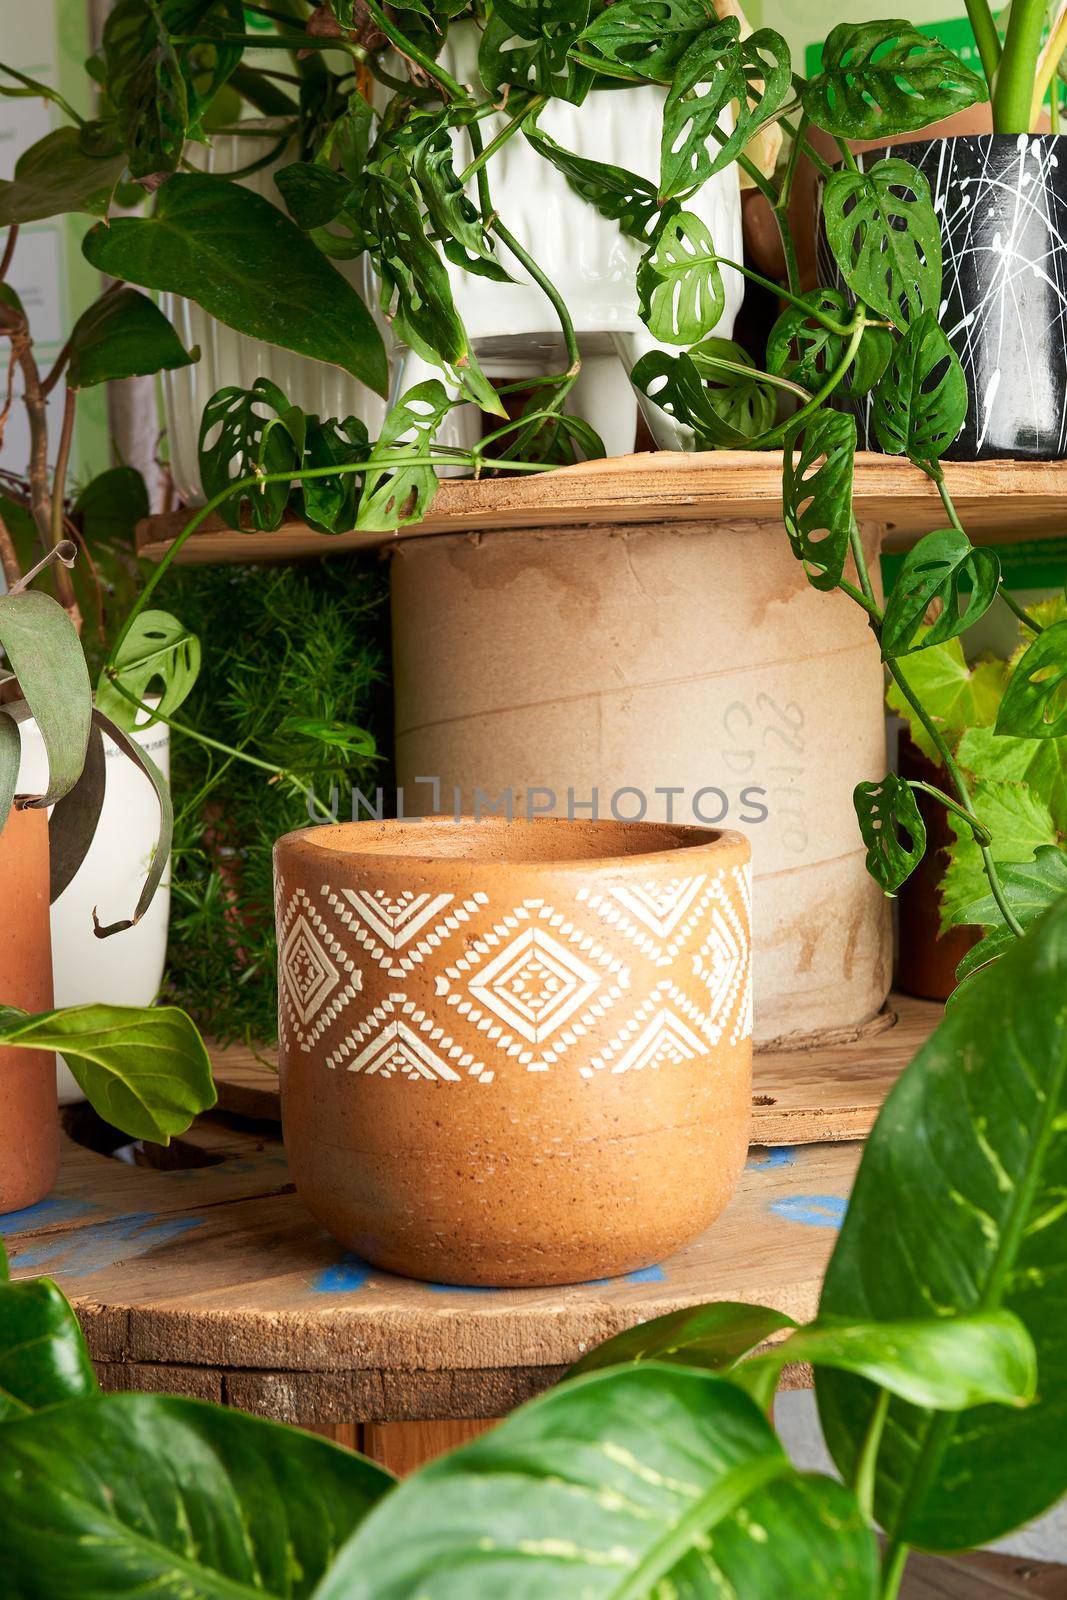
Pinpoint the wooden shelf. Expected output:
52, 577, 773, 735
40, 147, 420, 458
9, 1116, 861, 1425
208, 992, 939, 1147
138, 451, 1067, 565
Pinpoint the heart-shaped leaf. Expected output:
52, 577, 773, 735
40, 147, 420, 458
995, 621, 1067, 739
318, 1366, 879, 1599
89, 708, 174, 938
0, 127, 125, 225
854, 772, 927, 893
661, 19, 791, 198
803, 20, 988, 140
570, 1301, 797, 1377
871, 311, 967, 465
198, 378, 306, 532
767, 288, 892, 399
0, 711, 18, 838
781, 409, 857, 591
823, 156, 941, 328
48, 723, 106, 904
525, 125, 659, 242
637, 209, 725, 344
83, 174, 388, 396
571, 0, 720, 83
0, 1393, 392, 1595
0, 590, 92, 809
356, 380, 453, 533
67, 288, 197, 390
881, 528, 1000, 658
818, 898, 1067, 1550
0, 1277, 98, 1420
95, 609, 202, 731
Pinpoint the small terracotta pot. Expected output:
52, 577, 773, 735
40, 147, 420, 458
0, 806, 59, 1213
274, 818, 753, 1286
895, 739, 978, 1002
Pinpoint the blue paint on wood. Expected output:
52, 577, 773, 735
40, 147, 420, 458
11, 1212, 205, 1277
312, 1254, 373, 1292
770, 1194, 847, 1229
585, 1263, 667, 1287
0, 1196, 99, 1235
747, 1147, 798, 1170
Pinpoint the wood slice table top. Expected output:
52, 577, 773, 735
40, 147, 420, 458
135, 451, 1067, 566
209, 992, 940, 1147
3, 1115, 861, 1425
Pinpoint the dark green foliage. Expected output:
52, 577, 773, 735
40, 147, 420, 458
159, 559, 387, 1043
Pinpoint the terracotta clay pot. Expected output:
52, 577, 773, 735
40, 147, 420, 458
274, 817, 753, 1286
0, 806, 59, 1212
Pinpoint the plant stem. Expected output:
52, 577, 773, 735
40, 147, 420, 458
880, 1540, 910, 1600
106, 678, 337, 823
933, 470, 1045, 634
50, 386, 75, 555
459, 95, 547, 185
909, 780, 992, 843
708, 254, 854, 331
993, 0, 1047, 131
749, 317, 867, 449
854, 1387, 890, 1522
964, 0, 1003, 89
361, 0, 472, 102
0, 63, 85, 127
0, 504, 21, 588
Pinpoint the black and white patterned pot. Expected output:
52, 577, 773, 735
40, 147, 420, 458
819, 134, 1067, 461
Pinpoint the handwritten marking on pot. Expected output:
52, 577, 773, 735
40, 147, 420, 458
769, 1195, 848, 1229
11, 1211, 206, 1277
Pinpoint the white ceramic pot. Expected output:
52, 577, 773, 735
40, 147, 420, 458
385, 24, 745, 453
11, 704, 172, 1105
161, 127, 390, 505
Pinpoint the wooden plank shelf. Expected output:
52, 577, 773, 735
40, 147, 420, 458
209, 992, 940, 1147
137, 451, 1067, 566
5, 1117, 861, 1426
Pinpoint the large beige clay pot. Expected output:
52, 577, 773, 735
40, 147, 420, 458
390, 521, 891, 1047
274, 817, 752, 1286
0, 806, 59, 1212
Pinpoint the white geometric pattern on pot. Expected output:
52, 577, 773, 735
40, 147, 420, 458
692, 866, 753, 1047
435, 899, 630, 1072
277, 886, 362, 1054
326, 992, 493, 1084
575, 874, 717, 965
584, 979, 714, 1077
324, 885, 489, 979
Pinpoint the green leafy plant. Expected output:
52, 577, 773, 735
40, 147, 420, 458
5, 1, 1064, 988
3, 900, 1066, 1597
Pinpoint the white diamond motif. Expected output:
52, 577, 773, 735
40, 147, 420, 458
276, 886, 362, 1053
327, 992, 494, 1084
693, 867, 752, 1045
583, 979, 716, 1076
325, 885, 488, 979
469, 927, 601, 1045
281, 914, 339, 1023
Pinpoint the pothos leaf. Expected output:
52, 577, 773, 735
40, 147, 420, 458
823, 156, 941, 328
355, 381, 453, 533
67, 288, 198, 389
0, 591, 92, 809
803, 19, 988, 141
781, 409, 857, 592
524, 125, 659, 243
660, 19, 792, 200
854, 772, 927, 894
996, 621, 1067, 740
766, 288, 891, 400
274, 160, 354, 230
569, 1301, 797, 1377
198, 378, 305, 532
881, 528, 1000, 659
0, 1275, 99, 1418
871, 310, 967, 465
637, 209, 725, 344
94, 610, 202, 733
0, 710, 18, 838
571, 0, 720, 83
0, 127, 125, 225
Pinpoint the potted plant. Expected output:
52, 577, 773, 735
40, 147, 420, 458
1, 898, 1065, 1596
0, 262, 217, 1206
